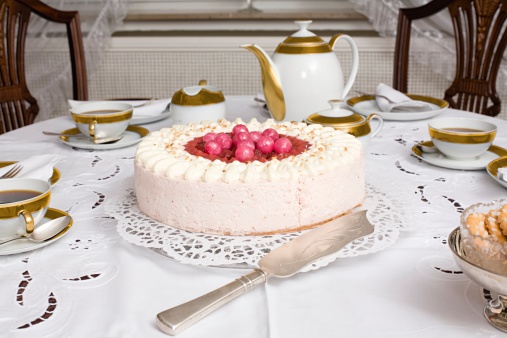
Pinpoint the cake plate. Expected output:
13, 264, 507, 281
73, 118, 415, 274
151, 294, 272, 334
449, 227, 507, 332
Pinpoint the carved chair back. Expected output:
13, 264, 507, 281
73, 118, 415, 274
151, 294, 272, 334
0, 0, 87, 134
393, 0, 507, 116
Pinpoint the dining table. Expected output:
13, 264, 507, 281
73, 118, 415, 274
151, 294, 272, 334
0, 95, 506, 338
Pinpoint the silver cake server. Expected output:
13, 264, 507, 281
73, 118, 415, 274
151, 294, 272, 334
156, 210, 373, 335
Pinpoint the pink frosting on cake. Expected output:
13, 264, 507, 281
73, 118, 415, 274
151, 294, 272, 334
134, 118, 365, 235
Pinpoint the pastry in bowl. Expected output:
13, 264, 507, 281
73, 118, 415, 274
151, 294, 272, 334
460, 199, 507, 275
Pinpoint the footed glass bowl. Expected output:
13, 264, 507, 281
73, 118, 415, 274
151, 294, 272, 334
449, 227, 507, 332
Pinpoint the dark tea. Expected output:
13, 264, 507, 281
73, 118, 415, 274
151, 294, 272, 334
441, 127, 483, 133
0, 189, 40, 203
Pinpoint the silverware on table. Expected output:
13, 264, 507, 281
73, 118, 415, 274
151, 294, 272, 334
0, 164, 22, 179
156, 210, 373, 336
0, 216, 70, 246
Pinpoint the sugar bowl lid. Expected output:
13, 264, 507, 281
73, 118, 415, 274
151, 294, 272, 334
305, 100, 369, 137
171, 80, 225, 106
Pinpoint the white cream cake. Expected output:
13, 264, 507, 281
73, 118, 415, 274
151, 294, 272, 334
134, 118, 365, 235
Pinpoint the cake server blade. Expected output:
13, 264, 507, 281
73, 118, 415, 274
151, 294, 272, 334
156, 210, 373, 336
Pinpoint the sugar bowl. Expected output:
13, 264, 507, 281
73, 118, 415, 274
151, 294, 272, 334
305, 100, 383, 147
170, 80, 226, 125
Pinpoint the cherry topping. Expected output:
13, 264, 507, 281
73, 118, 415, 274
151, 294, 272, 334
237, 140, 255, 150
203, 132, 216, 142
215, 133, 233, 150
274, 137, 293, 154
232, 124, 249, 135
232, 132, 251, 146
249, 131, 262, 143
235, 145, 254, 161
256, 135, 275, 154
204, 140, 222, 155
262, 128, 279, 141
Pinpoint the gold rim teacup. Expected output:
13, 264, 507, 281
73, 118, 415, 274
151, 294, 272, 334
70, 102, 133, 141
0, 178, 51, 237
428, 117, 497, 160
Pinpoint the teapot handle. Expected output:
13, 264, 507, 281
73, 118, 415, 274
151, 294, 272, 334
329, 34, 359, 100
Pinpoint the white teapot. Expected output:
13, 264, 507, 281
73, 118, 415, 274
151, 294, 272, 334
242, 20, 359, 122
170, 80, 226, 125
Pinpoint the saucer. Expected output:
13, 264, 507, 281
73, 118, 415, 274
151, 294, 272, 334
412, 141, 507, 170
0, 161, 60, 184
131, 111, 171, 125
346, 94, 448, 121
0, 208, 73, 255
58, 125, 149, 150
487, 157, 507, 188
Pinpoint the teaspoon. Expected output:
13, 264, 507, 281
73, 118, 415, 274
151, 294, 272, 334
0, 216, 71, 246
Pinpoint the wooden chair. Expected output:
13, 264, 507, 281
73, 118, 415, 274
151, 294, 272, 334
393, 0, 507, 116
0, 0, 88, 134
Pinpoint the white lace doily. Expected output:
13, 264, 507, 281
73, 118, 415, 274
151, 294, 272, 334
106, 176, 404, 269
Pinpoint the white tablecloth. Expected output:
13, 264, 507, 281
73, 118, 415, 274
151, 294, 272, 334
1, 96, 506, 338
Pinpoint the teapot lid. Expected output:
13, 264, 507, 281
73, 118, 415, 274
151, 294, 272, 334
306, 100, 364, 126
276, 20, 334, 54
171, 80, 225, 106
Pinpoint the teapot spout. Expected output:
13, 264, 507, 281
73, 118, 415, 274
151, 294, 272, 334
241, 44, 285, 121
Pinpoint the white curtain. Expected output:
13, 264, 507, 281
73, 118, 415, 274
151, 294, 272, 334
27, 0, 128, 121
350, 0, 507, 94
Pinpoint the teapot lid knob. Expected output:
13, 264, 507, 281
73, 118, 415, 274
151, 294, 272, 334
293, 20, 315, 37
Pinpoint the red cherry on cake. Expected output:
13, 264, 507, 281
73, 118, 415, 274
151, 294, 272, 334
237, 140, 255, 150
274, 137, 292, 154
235, 144, 254, 162
232, 131, 252, 146
232, 124, 249, 135
203, 132, 217, 142
215, 133, 233, 150
256, 135, 275, 154
204, 140, 222, 155
262, 128, 279, 141
249, 131, 262, 143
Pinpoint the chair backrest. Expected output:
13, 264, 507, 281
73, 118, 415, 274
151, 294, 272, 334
393, 0, 507, 116
0, 0, 87, 134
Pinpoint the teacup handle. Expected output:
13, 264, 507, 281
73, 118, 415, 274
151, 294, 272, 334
329, 34, 359, 100
88, 121, 97, 139
20, 210, 34, 234
366, 114, 384, 139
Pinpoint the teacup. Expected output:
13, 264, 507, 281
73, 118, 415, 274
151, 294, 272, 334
170, 80, 226, 125
428, 117, 497, 160
70, 102, 133, 141
0, 178, 51, 238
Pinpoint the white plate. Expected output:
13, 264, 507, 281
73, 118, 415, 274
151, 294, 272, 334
487, 157, 507, 188
0, 208, 73, 255
346, 94, 449, 121
58, 126, 149, 150
412, 141, 507, 170
131, 109, 171, 125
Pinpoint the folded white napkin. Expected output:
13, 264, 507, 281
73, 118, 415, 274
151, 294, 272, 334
498, 168, 507, 182
68, 99, 171, 117
0, 154, 63, 182
375, 83, 433, 112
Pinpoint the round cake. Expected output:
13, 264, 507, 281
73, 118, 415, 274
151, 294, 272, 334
134, 118, 365, 235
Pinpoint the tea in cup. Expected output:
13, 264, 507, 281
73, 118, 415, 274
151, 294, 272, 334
428, 117, 497, 160
70, 102, 133, 141
0, 178, 51, 238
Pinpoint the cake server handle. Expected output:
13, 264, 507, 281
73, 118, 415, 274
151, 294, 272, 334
156, 269, 267, 336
